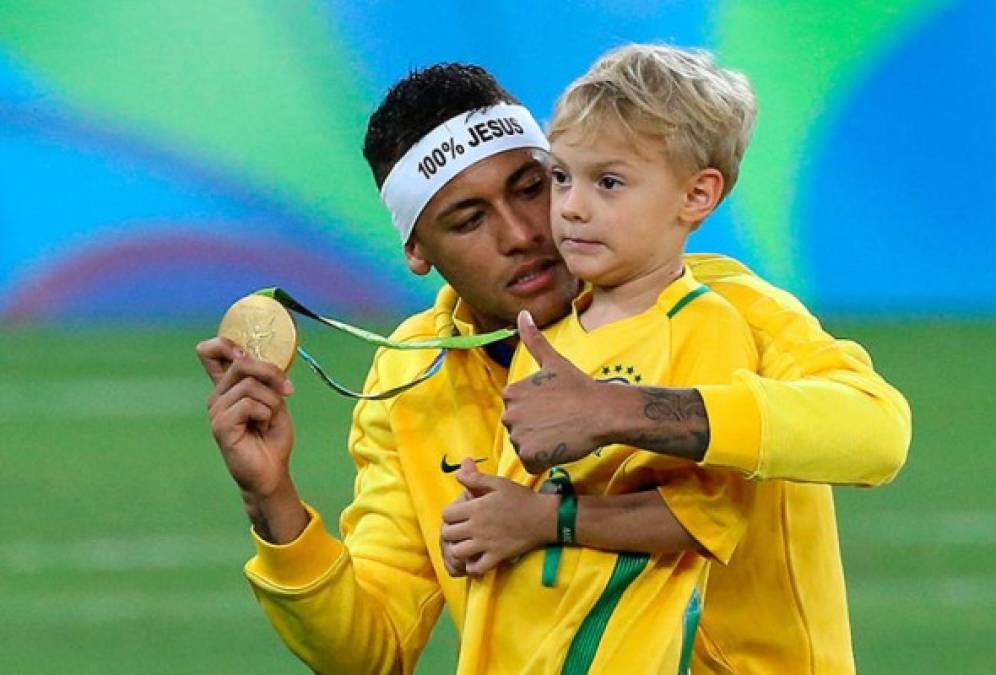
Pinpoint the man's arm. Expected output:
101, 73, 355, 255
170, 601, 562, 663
449, 300, 759, 574
504, 264, 911, 486
500, 314, 711, 472
197, 339, 441, 675
246, 389, 444, 675
197, 337, 310, 542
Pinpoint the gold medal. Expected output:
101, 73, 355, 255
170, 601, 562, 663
217, 294, 298, 371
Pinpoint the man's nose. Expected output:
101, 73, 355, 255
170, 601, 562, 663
495, 204, 544, 253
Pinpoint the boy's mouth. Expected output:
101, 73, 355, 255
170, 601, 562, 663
559, 237, 604, 253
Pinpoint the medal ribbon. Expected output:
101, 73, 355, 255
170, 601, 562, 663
256, 288, 517, 400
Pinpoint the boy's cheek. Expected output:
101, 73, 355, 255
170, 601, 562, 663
549, 193, 575, 228
548, 193, 562, 220
548, 210, 567, 239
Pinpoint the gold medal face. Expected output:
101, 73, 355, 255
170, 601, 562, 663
217, 294, 298, 371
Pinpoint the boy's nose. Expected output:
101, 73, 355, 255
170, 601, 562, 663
559, 187, 588, 223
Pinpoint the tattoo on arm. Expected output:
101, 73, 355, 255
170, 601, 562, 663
632, 388, 710, 460
244, 501, 275, 542
251, 515, 275, 542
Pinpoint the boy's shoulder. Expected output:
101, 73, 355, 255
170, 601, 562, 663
669, 268, 751, 331
677, 285, 753, 342
671, 263, 760, 374
668, 272, 756, 367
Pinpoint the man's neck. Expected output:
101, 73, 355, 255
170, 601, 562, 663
483, 336, 518, 368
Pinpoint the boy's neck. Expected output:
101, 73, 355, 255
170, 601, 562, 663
580, 254, 685, 331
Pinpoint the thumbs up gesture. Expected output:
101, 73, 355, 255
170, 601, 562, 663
502, 310, 615, 473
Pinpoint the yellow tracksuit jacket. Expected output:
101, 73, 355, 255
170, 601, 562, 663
244, 254, 911, 674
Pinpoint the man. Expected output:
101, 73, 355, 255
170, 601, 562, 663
198, 64, 909, 674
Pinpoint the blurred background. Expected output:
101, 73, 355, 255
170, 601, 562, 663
1, 0, 993, 672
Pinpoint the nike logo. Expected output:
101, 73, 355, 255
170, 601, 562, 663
441, 455, 487, 473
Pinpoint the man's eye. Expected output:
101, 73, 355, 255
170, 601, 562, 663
598, 175, 623, 190
519, 176, 546, 198
454, 212, 484, 232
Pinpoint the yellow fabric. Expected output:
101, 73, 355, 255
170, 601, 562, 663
686, 254, 880, 675
247, 503, 343, 588
246, 285, 502, 674
687, 253, 911, 485
456, 269, 758, 674
694, 482, 853, 675
242, 254, 910, 674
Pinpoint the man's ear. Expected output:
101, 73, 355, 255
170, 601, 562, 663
404, 236, 433, 276
681, 168, 724, 231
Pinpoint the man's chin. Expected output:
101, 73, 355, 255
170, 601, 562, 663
514, 285, 577, 329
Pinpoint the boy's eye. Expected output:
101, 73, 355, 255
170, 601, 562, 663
598, 175, 623, 190
550, 167, 571, 185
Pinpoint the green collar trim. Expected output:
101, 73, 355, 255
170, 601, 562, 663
666, 285, 710, 319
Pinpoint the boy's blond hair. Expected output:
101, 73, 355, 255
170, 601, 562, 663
549, 43, 757, 199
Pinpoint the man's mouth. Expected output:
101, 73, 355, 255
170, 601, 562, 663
506, 259, 561, 296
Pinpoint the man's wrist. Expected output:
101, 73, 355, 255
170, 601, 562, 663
587, 381, 633, 448
604, 385, 711, 461
247, 480, 309, 544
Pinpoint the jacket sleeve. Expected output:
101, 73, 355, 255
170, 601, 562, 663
694, 264, 911, 486
243, 356, 443, 675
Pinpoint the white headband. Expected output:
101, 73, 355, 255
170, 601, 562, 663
379, 103, 550, 242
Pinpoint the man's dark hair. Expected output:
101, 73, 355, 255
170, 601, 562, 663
363, 63, 519, 188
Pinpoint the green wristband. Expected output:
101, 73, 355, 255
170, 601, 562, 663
557, 491, 578, 545
541, 467, 576, 587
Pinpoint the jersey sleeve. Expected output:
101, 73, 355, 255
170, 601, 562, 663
626, 293, 758, 563
243, 353, 443, 675
652, 466, 754, 565
691, 258, 911, 486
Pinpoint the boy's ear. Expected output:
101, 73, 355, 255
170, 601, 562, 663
681, 168, 724, 230
404, 236, 433, 276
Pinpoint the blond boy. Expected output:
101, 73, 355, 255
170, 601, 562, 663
451, 44, 763, 674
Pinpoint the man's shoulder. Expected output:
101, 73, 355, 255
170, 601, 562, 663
687, 253, 811, 318
369, 285, 459, 387
387, 306, 442, 343
385, 283, 459, 342
686, 252, 756, 280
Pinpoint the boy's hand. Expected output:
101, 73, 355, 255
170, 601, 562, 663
440, 492, 470, 577
502, 311, 616, 473
439, 460, 557, 576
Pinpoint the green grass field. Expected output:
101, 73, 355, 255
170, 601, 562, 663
1, 320, 993, 673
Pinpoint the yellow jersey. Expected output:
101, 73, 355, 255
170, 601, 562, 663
458, 269, 757, 674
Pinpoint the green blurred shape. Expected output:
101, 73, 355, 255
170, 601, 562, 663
0, 0, 403, 259
715, 0, 950, 293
